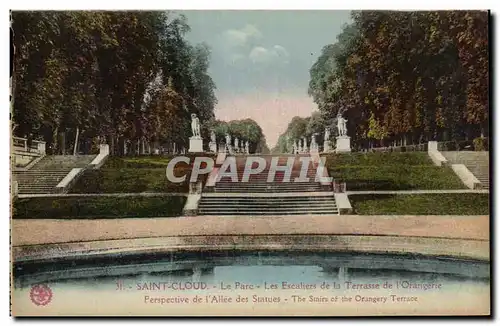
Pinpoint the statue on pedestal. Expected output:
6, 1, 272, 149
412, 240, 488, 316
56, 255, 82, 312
191, 113, 201, 137
209, 130, 217, 153
245, 141, 249, 154
302, 137, 308, 153
188, 113, 203, 152
325, 127, 330, 141
337, 113, 348, 137
323, 127, 332, 153
335, 112, 352, 153
225, 133, 231, 151
234, 137, 239, 152
311, 133, 318, 150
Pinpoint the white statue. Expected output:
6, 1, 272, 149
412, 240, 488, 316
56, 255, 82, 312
210, 131, 216, 143
302, 137, 308, 152
234, 137, 239, 152
311, 134, 317, 150
337, 113, 348, 137
245, 141, 249, 154
191, 113, 201, 137
325, 127, 330, 141
225, 133, 231, 145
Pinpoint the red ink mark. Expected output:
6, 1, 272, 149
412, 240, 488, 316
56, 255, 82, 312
30, 284, 52, 306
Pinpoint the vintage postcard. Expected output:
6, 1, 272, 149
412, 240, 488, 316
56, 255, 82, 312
10, 9, 490, 316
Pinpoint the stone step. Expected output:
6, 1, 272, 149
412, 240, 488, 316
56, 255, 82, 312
229, 169, 317, 174
200, 195, 336, 201
213, 187, 322, 191
14, 177, 69, 182
18, 184, 58, 188
214, 183, 322, 187
18, 184, 58, 187
199, 204, 338, 209
214, 188, 322, 193
17, 186, 61, 190
198, 209, 338, 215
215, 183, 322, 186
30, 155, 96, 170
215, 183, 321, 187
17, 181, 63, 186
199, 206, 338, 210
17, 176, 62, 181
219, 173, 319, 178
217, 179, 320, 183
216, 180, 321, 183
200, 197, 335, 203
14, 174, 67, 178
18, 192, 55, 194
13, 171, 67, 174
220, 176, 320, 180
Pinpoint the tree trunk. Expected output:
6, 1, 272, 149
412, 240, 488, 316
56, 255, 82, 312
73, 127, 80, 156
60, 131, 66, 155
110, 136, 115, 156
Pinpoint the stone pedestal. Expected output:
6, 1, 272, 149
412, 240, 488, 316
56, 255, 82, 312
335, 136, 351, 153
189, 136, 203, 153
323, 141, 331, 153
99, 144, 109, 155
37, 142, 46, 155
209, 141, 217, 153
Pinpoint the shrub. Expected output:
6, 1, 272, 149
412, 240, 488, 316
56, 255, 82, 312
349, 193, 489, 215
438, 140, 475, 151
13, 196, 187, 219
473, 137, 489, 151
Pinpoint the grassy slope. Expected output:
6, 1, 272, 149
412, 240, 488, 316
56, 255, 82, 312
70, 155, 213, 193
13, 196, 187, 219
350, 194, 489, 215
323, 152, 466, 190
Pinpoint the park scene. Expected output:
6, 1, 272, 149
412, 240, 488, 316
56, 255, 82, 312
10, 10, 490, 316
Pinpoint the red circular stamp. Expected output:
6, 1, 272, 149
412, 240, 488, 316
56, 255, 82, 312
30, 284, 53, 306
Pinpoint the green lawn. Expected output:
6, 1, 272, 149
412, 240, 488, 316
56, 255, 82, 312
323, 152, 466, 190
13, 196, 187, 219
103, 154, 215, 168
329, 166, 465, 190
349, 194, 490, 215
104, 156, 173, 168
322, 152, 434, 166
70, 168, 192, 193
70, 155, 214, 193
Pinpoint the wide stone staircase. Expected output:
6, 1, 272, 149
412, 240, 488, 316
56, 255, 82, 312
198, 154, 338, 215
441, 151, 490, 189
13, 155, 96, 194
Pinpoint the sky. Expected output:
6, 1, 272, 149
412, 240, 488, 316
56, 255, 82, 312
180, 10, 352, 148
